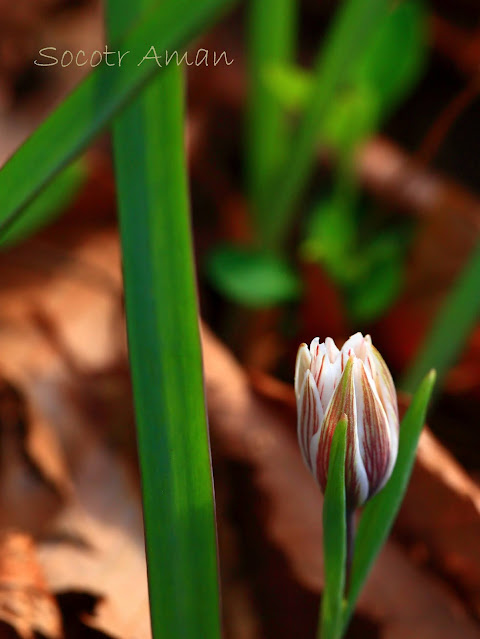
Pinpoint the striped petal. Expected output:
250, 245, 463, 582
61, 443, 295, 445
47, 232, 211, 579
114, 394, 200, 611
341, 332, 367, 360
355, 360, 392, 498
366, 344, 399, 470
317, 357, 368, 508
297, 370, 323, 471
325, 336, 339, 363
295, 343, 311, 400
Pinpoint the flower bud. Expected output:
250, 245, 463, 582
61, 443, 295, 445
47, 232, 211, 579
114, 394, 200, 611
294, 333, 399, 509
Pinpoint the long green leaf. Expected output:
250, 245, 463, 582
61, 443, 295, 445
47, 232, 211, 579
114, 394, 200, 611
265, 0, 392, 251
0, 0, 235, 238
320, 418, 347, 639
0, 158, 86, 249
107, 0, 221, 636
246, 0, 296, 244
342, 370, 436, 633
401, 244, 480, 393
111, 65, 221, 639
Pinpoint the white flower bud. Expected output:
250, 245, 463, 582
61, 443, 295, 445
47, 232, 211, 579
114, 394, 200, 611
295, 333, 399, 509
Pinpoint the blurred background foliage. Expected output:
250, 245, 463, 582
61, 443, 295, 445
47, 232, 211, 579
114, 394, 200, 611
208, 0, 428, 323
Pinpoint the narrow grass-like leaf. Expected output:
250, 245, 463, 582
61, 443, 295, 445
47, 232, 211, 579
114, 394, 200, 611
342, 370, 436, 634
320, 418, 347, 639
0, 0, 236, 237
265, 1, 426, 116
265, 0, 392, 251
401, 244, 480, 393
110, 63, 221, 639
107, 3, 221, 638
246, 0, 296, 244
0, 159, 86, 249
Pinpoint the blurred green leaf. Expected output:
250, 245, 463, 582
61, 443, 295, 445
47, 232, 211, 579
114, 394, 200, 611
303, 202, 406, 321
262, 0, 427, 251
247, 0, 297, 244
348, 254, 402, 322
326, 0, 427, 147
260, 0, 396, 251
206, 244, 301, 307
265, 1, 426, 159
301, 181, 358, 285
320, 418, 347, 639
303, 189, 409, 321
263, 63, 312, 111
302, 207, 354, 282
402, 241, 480, 393
0, 159, 86, 249
322, 85, 380, 155
347, 234, 405, 321
265, 67, 380, 153
352, 0, 427, 113
298, 0, 426, 317
342, 370, 436, 634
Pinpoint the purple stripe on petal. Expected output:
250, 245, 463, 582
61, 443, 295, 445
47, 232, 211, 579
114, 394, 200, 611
317, 358, 355, 493
297, 371, 323, 475
360, 365, 391, 497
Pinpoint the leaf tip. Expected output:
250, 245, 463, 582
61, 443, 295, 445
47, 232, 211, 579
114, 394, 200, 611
423, 369, 437, 394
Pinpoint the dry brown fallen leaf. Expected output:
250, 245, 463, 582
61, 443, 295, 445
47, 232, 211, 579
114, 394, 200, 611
399, 429, 480, 619
0, 231, 149, 639
0, 377, 72, 537
36, 430, 150, 639
0, 530, 62, 639
0, 228, 477, 637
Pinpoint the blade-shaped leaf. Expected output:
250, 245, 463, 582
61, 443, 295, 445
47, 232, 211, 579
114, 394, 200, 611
110, 62, 222, 639
264, 0, 394, 251
107, 3, 221, 639
0, 159, 86, 249
402, 243, 480, 393
247, 0, 296, 243
342, 370, 436, 633
0, 0, 235, 238
320, 418, 347, 639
